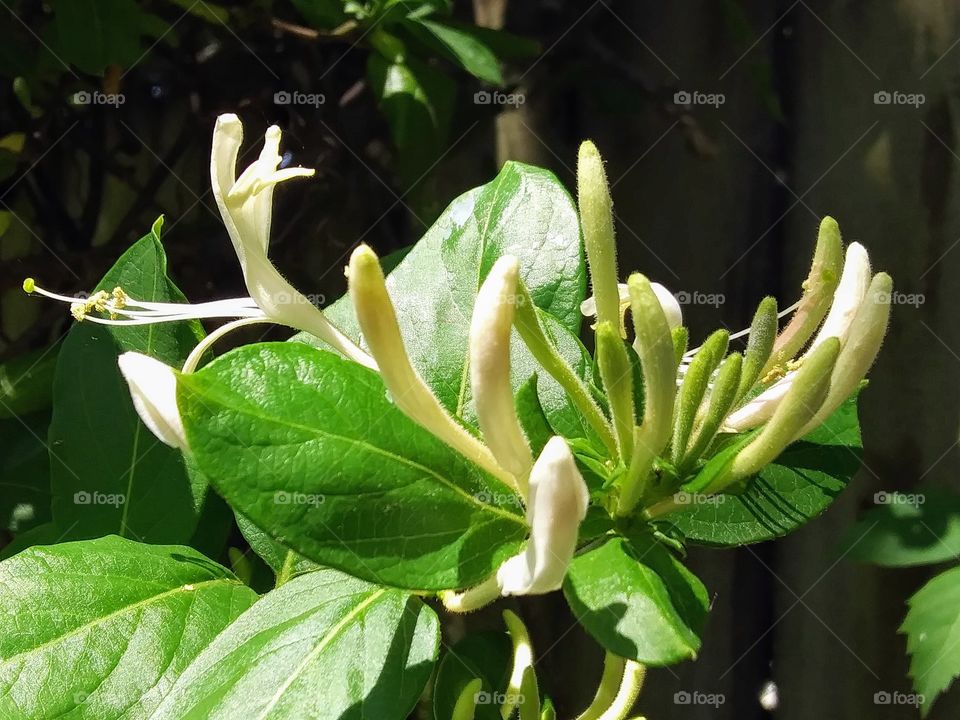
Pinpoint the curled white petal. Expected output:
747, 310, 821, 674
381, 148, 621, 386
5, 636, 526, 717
117, 353, 187, 451
580, 281, 682, 330
497, 437, 589, 595
722, 376, 794, 432
808, 242, 871, 351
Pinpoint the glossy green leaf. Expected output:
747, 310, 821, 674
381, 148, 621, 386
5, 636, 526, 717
48, 221, 205, 544
178, 342, 526, 590
49, 0, 145, 74
563, 534, 709, 666
0, 347, 58, 419
152, 568, 439, 719
0, 414, 52, 534
901, 565, 960, 716
235, 512, 319, 581
302, 161, 586, 424
433, 631, 513, 720
0, 522, 60, 560
0, 535, 256, 719
842, 488, 960, 567
667, 394, 862, 546
410, 19, 504, 85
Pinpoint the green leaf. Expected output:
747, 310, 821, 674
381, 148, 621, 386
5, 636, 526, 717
409, 19, 504, 85
304, 161, 586, 425
49, 221, 206, 544
901, 565, 960, 716
152, 568, 439, 719
842, 488, 960, 567
235, 511, 319, 581
289, 0, 349, 29
367, 50, 455, 187
667, 393, 862, 546
0, 535, 256, 719
49, 0, 145, 74
0, 413, 52, 534
563, 534, 709, 666
0, 522, 60, 560
433, 631, 513, 720
178, 342, 527, 590
0, 347, 58, 419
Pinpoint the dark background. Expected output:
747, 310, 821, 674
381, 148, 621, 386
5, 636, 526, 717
1, 1, 958, 718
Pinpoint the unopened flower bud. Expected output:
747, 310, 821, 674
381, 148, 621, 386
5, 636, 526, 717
578, 141, 621, 332
737, 296, 777, 400
595, 320, 636, 458
672, 329, 729, 465
117, 352, 187, 451
470, 256, 533, 490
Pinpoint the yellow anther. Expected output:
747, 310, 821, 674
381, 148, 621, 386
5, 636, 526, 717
70, 303, 86, 322
111, 287, 128, 310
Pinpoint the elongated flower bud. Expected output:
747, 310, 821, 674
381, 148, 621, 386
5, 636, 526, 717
595, 321, 636, 458
117, 353, 187, 451
497, 437, 589, 595
502, 610, 535, 720
580, 281, 682, 335
672, 326, 689, 368
349, 245, 514, 489
807, 242, 872, 351
617, 274, 676, 515
515, 280, 618, 457
578, 141, 621, 331
737, 296, 777, 400
797, 272, 892, 437
672, 329, 728, 465
723, 337, 841, 485
471, 256, 533, 490
763, 217, 843, 375
681, 352, 742, 470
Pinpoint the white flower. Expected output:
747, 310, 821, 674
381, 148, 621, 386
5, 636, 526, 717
25, 115, 372, 370
581, 282, 683, 331
470, 256, 533, 489
117, 352, 186, 451
723, 243, 874, 433
497, 437, 589, 595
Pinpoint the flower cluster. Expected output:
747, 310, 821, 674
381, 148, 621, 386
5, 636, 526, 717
23, 116, 892, 608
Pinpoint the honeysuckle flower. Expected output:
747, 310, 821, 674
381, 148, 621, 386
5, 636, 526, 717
470, 256, 534, 489
497, 436, 589, 595
347, 244, 518, 490
117, 352, 186, 451
724, 242, 875, 433
581, 281, 683, 333
24, 115, 373, 371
